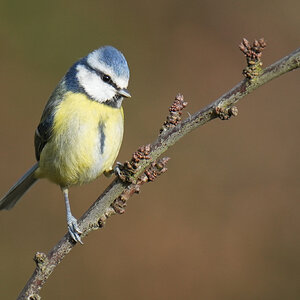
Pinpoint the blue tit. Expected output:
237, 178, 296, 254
0, 46, 131, 244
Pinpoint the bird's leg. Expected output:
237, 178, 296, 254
61, 187, 83, 244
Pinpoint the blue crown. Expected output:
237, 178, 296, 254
95, 46, 130, 79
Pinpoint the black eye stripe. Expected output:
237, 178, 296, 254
84, 63, 118, 89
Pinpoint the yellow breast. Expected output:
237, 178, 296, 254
36, 92, 124, 187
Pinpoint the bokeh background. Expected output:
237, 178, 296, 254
0, 0, 299, 299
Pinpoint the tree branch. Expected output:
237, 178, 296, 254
17, 40, 300, 300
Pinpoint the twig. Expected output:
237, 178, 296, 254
17, 40, 300, 299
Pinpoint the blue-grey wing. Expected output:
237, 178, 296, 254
34, 114, 54, 161
34, 79, 67, 161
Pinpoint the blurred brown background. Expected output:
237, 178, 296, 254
0, 0, 299, 299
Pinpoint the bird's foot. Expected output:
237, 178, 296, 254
103, 162, 124, 178
67, 215, 83, 244
113, 162, 131, 182
114, 162, 123, 177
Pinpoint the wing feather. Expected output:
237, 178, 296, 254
34, 79, 67, 161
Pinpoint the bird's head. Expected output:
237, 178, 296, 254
66, 46, 131, 107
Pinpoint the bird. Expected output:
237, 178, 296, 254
0, 46, 131, 244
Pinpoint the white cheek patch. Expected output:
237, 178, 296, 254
76, 65, 116, 102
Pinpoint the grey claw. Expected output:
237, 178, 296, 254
114, 162, 123, 177
67, 216, 83, 244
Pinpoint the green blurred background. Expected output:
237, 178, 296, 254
0, 0, 299, 299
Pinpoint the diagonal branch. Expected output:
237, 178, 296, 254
17, 41, 300, 300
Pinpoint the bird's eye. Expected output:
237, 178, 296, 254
102, 74, 111, 83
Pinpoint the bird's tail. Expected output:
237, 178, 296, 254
0, 163, 39, 210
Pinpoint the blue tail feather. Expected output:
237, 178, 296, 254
0, 163, 39, 210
